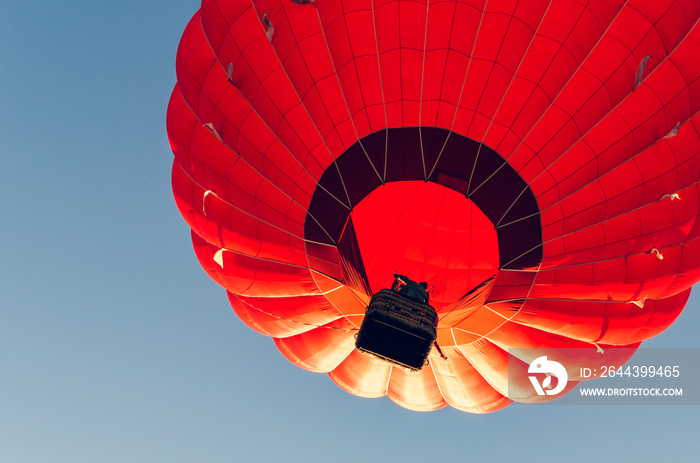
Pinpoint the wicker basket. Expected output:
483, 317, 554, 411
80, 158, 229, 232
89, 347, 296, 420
355, 289, 438, 371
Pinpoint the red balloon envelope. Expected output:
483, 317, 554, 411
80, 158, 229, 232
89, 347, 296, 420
167, 0, 700, 412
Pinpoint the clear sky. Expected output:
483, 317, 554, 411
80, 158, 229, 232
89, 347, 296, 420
1, 1, 699, 462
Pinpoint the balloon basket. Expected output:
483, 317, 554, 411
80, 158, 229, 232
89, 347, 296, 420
355, 289, 438, 371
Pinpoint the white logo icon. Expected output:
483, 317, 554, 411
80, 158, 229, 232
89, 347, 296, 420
528, 356, 568, 396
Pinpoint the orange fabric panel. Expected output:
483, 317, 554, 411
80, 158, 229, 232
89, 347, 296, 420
328, 349, 392, 398
429, 347, 510, 413
386, 361, 447, 411
274, 318, 356, 372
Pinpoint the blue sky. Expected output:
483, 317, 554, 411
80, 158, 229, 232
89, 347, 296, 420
1, 1, 699, 462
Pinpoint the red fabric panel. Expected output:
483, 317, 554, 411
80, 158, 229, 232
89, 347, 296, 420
511, 0, 700, 195
172, 163, 309, 267
542, 182, 700, 269
373, 0, 428, 127
167, 87, 310, 237
421, 0, 485, 128
510, 289, 688, 345
191, 231, 320, 297
528, 235, 700, 302
541, 115, 700, 244
259, 0, 359, 155
462, 0, 551, 142
173, 15, 324, 203
201, 0, 338, 167
493, 0, 626, 156
317, 0, 389, 136
228, 292, 344, 338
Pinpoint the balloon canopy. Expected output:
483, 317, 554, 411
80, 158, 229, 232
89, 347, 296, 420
167, 0, 700, 412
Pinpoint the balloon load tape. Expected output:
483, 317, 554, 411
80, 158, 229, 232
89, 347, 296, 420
355, 289, 438, 371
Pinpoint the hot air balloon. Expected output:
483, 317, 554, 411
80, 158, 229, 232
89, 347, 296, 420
167, 0, 700, 412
